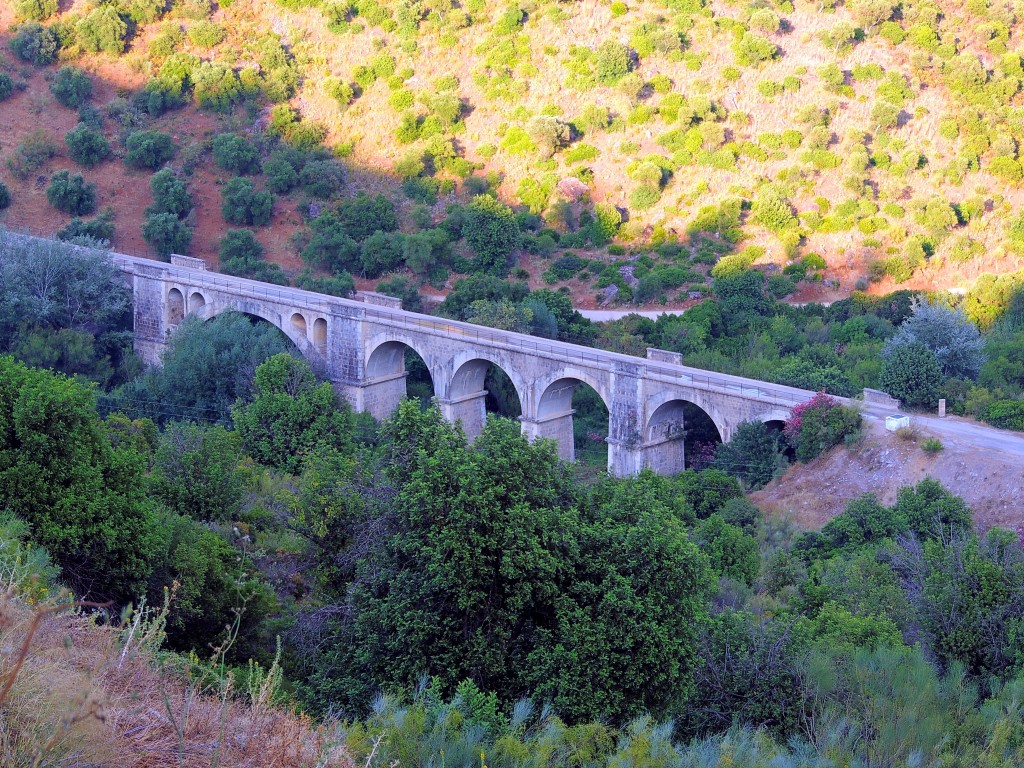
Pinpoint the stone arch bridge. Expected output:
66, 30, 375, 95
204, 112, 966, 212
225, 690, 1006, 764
103, 243, 818, 476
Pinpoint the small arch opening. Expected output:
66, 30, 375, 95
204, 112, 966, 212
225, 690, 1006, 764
188, 291, 206, 313
681, 402, 723, 470
290, 312, 308, 336
449, 358, 523, 420
313, 317, 327, 353
167, 288, 185, 326
764, 419, 795, 460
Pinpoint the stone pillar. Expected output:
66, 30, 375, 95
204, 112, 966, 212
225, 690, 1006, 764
131, 267, 170, 366
938, 399, 946, 418
438, 390, 488, 441
607, 362, 644, 477
639, 436, 686, 475
341, 372, 408, 421
521, 409, 575, 461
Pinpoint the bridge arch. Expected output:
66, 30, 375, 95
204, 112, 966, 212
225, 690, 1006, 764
362, 332, 441, 420
188, 290, 206, 313
167, 287, 185, 326
191, 300, 326, 370
525, 368, 612, 465
440, 351, 527, 441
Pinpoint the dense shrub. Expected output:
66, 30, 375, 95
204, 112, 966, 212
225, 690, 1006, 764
9, 22, 60, 65
219, 229, 287, 284
77, 6, 130, 55
212, 133, 261, 174
14, 0, 58, 22
50, 67, 93, 109
65, 123, 112, 167
337, 192, 397, 240
0, 73, 15, 102
57, 210, 115, 243
221, 178, 274, 226
464, 194, 521, 274
47, 170, 97, 215
300, 159, 346, 199
713, 420, 787, 489
124, 131, 176, 169
0, 182, 10, 211
784, 393, 862, 462
594, 40, 632, 84
149, 168, 193, 218
263, 155, 300, 193
979, 399, 1024, 430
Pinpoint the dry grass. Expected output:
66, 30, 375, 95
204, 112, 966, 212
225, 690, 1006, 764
0, 593, 352, 768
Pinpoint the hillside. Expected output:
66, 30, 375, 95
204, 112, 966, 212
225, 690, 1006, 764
4, 0, 1024, 307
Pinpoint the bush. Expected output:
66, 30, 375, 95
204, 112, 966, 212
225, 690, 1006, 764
14, 0, 58, 21
0, 73, 15, 102
76, 6, 129, 55
712, 420, 787, 490
337, 192, 397, 240
50, 67, 93, 108
784, 392, 862, 462
212, 133, 261, 174
921, 437, 943, 453
300, 159, 346, 199
65, 123, 112, 167
219, 228, 287, 284
187, 20, 225, 48
57, 210, 115, 243
263, 155, 300, 193
143, 211, 193, 257
0, 182, 10, 210
149, 168, 193, 217
979, 399, 1024, 430
594, 40, 632, 84
733, 32, 778, 66
124, 131, 176, 169
221, 178, 274, 226
9, 22, 60, 65
47, 170, 97, 215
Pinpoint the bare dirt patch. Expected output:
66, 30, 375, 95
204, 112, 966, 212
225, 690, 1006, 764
751, 416, 1024, 533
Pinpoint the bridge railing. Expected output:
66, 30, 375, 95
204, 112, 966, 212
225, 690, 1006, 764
3, 228, 818, 408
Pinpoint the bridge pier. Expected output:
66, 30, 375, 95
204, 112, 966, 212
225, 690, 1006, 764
520, 409, 576, 462
438, 390, 488, 441
637, 436, 686, 475
340, 372, 408, 421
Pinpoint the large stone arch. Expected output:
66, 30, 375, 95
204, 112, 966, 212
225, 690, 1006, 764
524, 367, 612, 464
439, 351, 528, 441
645, 388, 729, 444
361, 331, 441, 420
190, 300, 325, 370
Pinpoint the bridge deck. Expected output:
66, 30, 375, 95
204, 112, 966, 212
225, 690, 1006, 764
110, 250, 819, 410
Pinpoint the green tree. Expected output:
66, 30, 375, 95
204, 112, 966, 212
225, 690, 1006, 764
46, 170, 97, 215
10, 22, 60, 65
149, 421, 245, 522
594, 40, 632, 84
880, 341, 944, 407
110, 313, 290, 423
232, 353, 352, 474
712, 420, 787, 489
464, 194, 521, 274
0, 356, 158, 603
124, 130, 176, 169
76, 6, 129, 55
143, 211, 193, 257
695, 514, 760, 584
212, 133, 262, 174
221, 177, 274, 226
65, 123, 112, 168
15, 0, 58, 21
149, 168, 193, 217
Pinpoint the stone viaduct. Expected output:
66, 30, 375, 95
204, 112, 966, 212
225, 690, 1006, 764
11, 231, 821, 476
